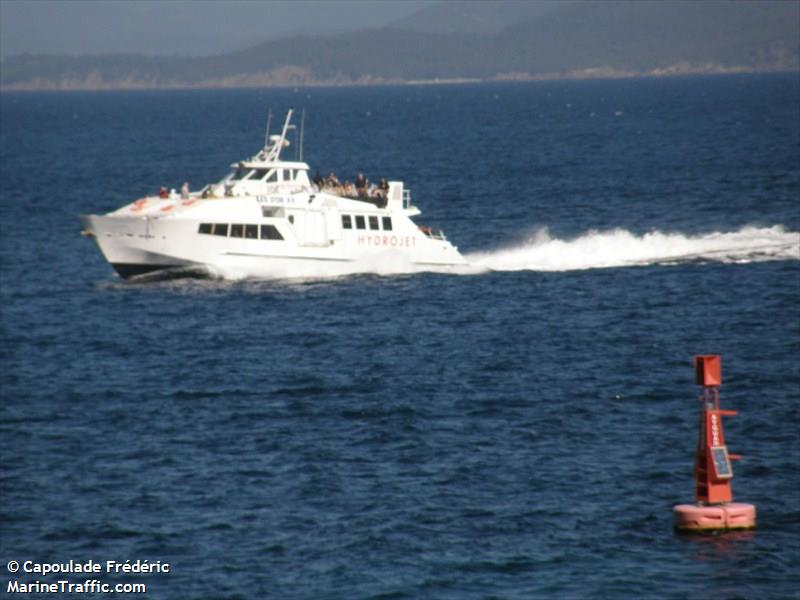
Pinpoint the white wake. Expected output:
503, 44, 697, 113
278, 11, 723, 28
465, 225, 800, 273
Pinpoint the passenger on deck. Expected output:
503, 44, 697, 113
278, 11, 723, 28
355, 173, 367, 197
343, 181, 354, 197
313, 171, 324, 189
180, 182, 190, 199
326, 172, 340, 188
159, 186, 169, 199
378, 178, 389, 197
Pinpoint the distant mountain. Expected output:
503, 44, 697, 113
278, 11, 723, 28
497, 0, 800, 75
388, 0, 568, 36
1, 0, 797, 90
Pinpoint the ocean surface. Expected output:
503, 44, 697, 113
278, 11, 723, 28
1, 75, 798, 599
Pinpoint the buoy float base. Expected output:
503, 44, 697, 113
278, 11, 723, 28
673, 502, 756, 533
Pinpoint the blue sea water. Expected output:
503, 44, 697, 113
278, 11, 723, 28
1, 75, 799, 599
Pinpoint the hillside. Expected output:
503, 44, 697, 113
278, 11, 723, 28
498, 0, 800, 75
388, 0, 568, 36
1, 0, 797, 90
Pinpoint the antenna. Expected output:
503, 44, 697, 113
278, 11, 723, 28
265, 108, 294, 162
264, 109, 273, 150
299, 109, 305, 162
291, 109, 302, 161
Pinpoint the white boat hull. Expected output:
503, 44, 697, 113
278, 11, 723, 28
80, 202, 465, 280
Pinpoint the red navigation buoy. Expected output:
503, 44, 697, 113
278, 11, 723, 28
673, 355, 757, 533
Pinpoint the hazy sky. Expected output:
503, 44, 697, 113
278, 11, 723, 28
0, 0, 435, 59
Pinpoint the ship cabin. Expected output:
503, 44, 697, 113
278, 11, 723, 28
204, 159, 312, 198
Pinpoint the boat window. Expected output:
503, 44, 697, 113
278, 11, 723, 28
368, 216, 379, 230
198, 223, 212, 234
382, 217, 392, 231
342, 215, 352, 229
355, 215, 366, 230
264, 170, 278, 183
231, 167, 251, 181
261, 224, 284, 240
262, 206, 282, 218
248, 169, 269, 180
288, 215, 294, 224
212, 223, 229, 237
230, 224, 244, 238
245, 224, 258, 239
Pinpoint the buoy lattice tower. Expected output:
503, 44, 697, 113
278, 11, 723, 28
673, 355, 756, 533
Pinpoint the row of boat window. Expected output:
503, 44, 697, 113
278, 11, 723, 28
230, 167, 300, 183
197, 223, 284, 240
342, 215, 393, 231
197, 216, 392, 239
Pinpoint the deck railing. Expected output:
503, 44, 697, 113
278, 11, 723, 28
419, 226, 447, 241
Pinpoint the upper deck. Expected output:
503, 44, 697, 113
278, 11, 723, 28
111, 108, 420, 217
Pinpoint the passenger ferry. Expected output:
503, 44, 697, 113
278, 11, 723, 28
80, 109, 465, 280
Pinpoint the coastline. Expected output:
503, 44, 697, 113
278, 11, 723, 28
1, 64, 796, 93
